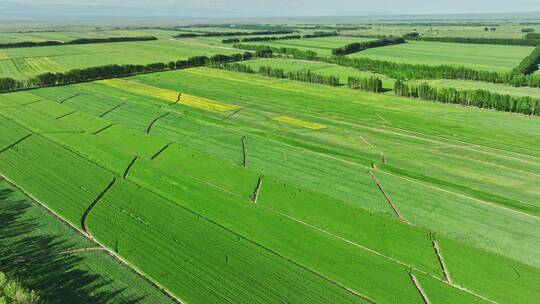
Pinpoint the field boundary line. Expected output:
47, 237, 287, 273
0, 174, 185, 304
151, 143, 172, 160
81, 177, 117, 234
368, 170, 413, 225
377, 169, 539, 220
92, 123, 114, 135
409, 271, 431, 304
431, 235, 453, 284
146, 112, 170, 134
56, 110, 77, 120
58, 93, 81, 104
100, 102, 126, 118
0, 134, 32, 154
123, 156, 139, 179
222, 108, 243, 120
23, 99, 43, 106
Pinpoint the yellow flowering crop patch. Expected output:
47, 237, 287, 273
272, 116, 327, 130
98, 78, 239, 112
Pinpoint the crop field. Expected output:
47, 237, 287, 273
1, 60, 539, 303
0, 39, 238, 79
244, 36, 376, 55
348, 40, 534, 72
1, 16, 540, 304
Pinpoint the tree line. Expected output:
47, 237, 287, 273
233, 44, 318, 60
524, 33, 540, 40
331, 37, 406, 55
173, 30, 294, 38
394, 80, 539, 116
511, 44, 540, 75
214, 62, 340, 86
0, 52, 250, 92
348, 76, 383, 92
0, 271, 40, 304
233, 42, 540, 88
0, 36, 157, 49
222, 31, 337, 44
410, 36, 540, 46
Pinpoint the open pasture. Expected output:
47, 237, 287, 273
348, 40, 534, 72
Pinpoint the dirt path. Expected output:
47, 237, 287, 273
146, 112, 170, 134
80, 177, 117, 235
369, 170, 412, 225
0, 134, 32, 154
100, 102, 126, 118
409, 272, 431, 304
432, 237, 453, 284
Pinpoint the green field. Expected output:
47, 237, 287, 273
243, 36, 376, 55
0, 39, 238, 80
348, 40, 534, 72
0, 64, 539, 303
0, 178, 173, 303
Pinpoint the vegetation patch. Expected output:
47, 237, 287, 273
272, 115, 328, 130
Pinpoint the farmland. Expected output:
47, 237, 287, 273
348, 40, 534, 72
1, 12, 540, 304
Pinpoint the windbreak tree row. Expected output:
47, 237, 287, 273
174, 30, 295, 38
394, 80, 540, 116
347, 76, 383, 92
233, 44, 318, 60
331, 37, 406, 55
0, 36, 157, 49
213, 62, 340, 86
409, 36, 540, 46
511, 44, 540, 75
222, 31, 338, 44
0, 52, 252, 92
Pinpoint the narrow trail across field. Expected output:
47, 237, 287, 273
123, 156, 139, 178
56, 110, 77, 120
368, 169, 413, 225
58, 93, 81, 104
80, 177, 117, 235
146, 112, 170, 134
99, 101, 126, 118
151, 143, 172, 160
0, 134, 32, 154
432, 236, 453, 284
409, 272, 432, 304
92, 123, 114, 135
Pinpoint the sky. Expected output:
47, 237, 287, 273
2, 0, 540, 17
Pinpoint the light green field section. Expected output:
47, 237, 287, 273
418, 79, 540, 99
0, 39, 238, 79
244, 36, 376, 55
348, 40, 534, 72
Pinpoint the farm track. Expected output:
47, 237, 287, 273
409, 272, 432, 304
368, 170, 412, 225
0, 134, 32, 154
432, 236, 453, 284
0, 108, 503, 304
80, 177, 117, 234
123, 156, 139, 178
146, 112, 170, 134
58, 93, 81, 104
150, 143, 172, 160
99, 101, 126, 118
92, 123, 114, 135
56, 110, 77, 120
